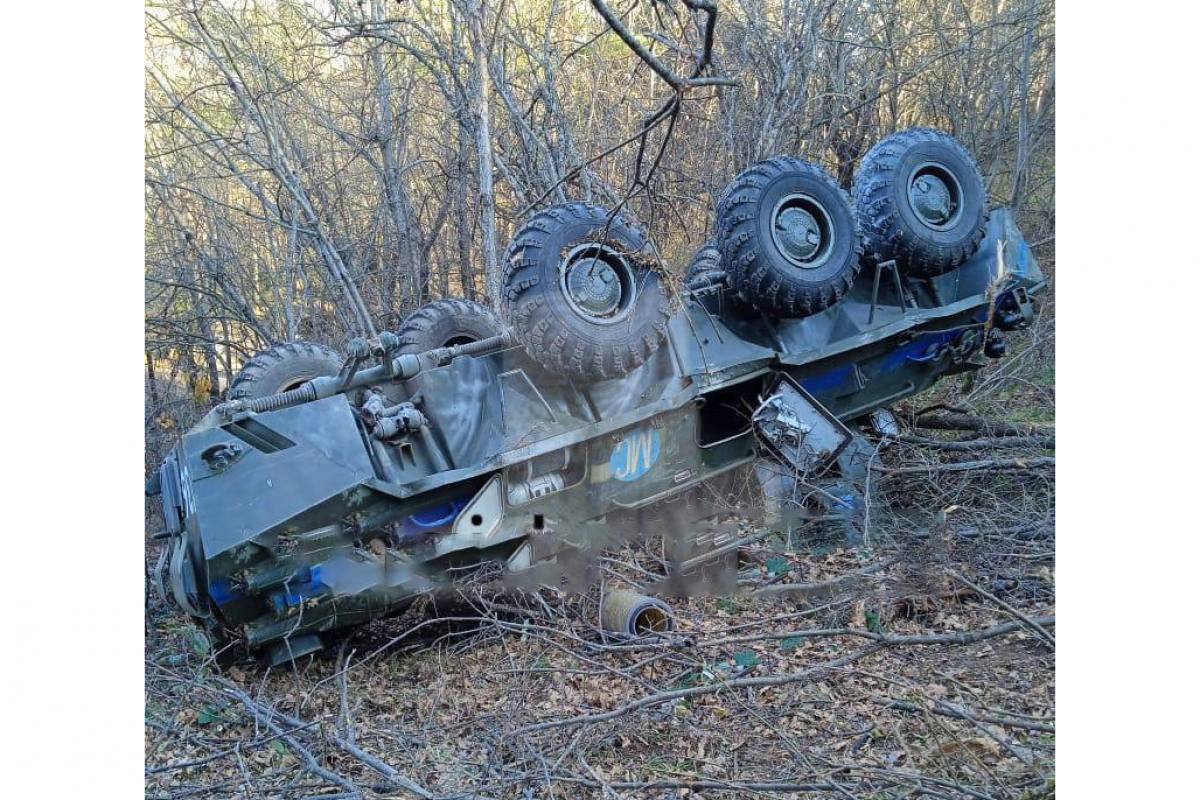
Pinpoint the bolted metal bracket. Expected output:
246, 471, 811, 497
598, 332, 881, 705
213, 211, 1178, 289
868, 259, 913, 324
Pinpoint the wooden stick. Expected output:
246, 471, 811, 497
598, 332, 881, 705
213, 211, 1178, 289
946, 568, 1056, 647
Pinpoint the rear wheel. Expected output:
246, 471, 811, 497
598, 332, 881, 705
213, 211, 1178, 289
500, 203, 671, 382
852, 128, 988, 277
395, 298, 502, 354
716, 157, 863, 318
227, 341, 342, 401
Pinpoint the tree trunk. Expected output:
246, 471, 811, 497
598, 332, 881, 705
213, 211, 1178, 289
455, 125, 477, 300
146, 351, 160, 406
370, 0, 427, 313
1009, 15, 1036, 214
464, 0, 499, 304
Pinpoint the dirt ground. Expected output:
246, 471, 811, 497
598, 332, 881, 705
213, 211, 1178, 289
146, 524, 1054, 799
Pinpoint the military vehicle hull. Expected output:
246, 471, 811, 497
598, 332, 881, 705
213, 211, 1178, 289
152, 208, 1042, 663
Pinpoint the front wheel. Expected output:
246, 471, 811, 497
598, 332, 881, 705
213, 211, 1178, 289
227, 341, 343, 401
395, 299, 502, 354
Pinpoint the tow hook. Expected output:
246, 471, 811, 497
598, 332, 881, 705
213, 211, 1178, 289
984, 329, 1007, 358
994, 286, 1035, 331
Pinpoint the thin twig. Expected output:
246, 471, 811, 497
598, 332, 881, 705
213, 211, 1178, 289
946, 568, 1056, 648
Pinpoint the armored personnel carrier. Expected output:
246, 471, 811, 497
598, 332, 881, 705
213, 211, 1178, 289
148, 129, 1044, 664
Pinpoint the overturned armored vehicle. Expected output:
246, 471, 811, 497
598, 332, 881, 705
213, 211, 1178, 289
149, 130, 1044, 663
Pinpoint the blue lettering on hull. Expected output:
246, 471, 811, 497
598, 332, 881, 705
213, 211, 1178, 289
609, 428, 661, 482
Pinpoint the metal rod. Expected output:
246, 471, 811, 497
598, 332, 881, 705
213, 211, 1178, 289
218, 330, 516, 418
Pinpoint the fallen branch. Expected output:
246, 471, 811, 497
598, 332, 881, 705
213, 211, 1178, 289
337, 644, 355, 746
946, 568, 1056, 648
519, 644, 884, 733
752, 556, 901, 599
869, 615, 1054, 646
552, 776, 852, 792
900, 434, 1054, 451
881, 697, 1055, 733
834, 764, 999, 800
915, 412, 1052, 438
944, 520, 1053, 541
144, 720, 319, 775
875, 457, 1055, 476
222, 687, 361, 798
697, 615, 1055, 651
885, 696, 1039, 765
217, 681, 435, 799
519, 615, 1053, 732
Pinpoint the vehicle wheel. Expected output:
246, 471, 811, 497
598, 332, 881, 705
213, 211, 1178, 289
227, 341, 343, 401
684, 239, 757, 316
852, 128, 988, 278
716, 157, 863, 318
500, 203, 671, 382
395, 298, 503, 354
683, 240, 725, 290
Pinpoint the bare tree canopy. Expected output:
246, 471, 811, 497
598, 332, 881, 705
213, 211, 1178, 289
145, 0, 1053, 423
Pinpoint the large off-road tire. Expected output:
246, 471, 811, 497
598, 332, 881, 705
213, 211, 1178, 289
500, 202, 671, 382
852, 128, 988, 278
683, 240, 725, 290
716, 157, 863, 318
684, 239, 755, 316
227, 341, 343, 401
395, 298, 502, 354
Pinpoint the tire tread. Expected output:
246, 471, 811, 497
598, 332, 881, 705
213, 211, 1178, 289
500, 204, 670, 382
852, 128, 988, 277
714, 158, 863, 318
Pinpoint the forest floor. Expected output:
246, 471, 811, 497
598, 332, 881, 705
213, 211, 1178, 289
145, 272, 1055, 800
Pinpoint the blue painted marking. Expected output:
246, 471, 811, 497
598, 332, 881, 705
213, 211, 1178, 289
208, 579, 241, 605
400, 496, 469, 540
880, 330, 964, 371
800, 324, 990, 401
407, 499, 466, 530
609, 427, 661, 482
799, 365, 854, 395
273, 566, 326, 612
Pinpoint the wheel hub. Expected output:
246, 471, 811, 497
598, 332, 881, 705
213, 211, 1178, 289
908, 164, 962, 230
560, 244, 637, 324
776, 207, 823, 261
770, 194, 834, 269
566, 257, 622, 317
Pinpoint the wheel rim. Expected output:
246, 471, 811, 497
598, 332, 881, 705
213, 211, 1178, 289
442, 334, 479, 347
908, 163, 963, 230
559, 243, 638, 324
770, 193, 835, 269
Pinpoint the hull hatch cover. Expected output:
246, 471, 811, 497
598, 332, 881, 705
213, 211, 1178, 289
753, 376, 852, 475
